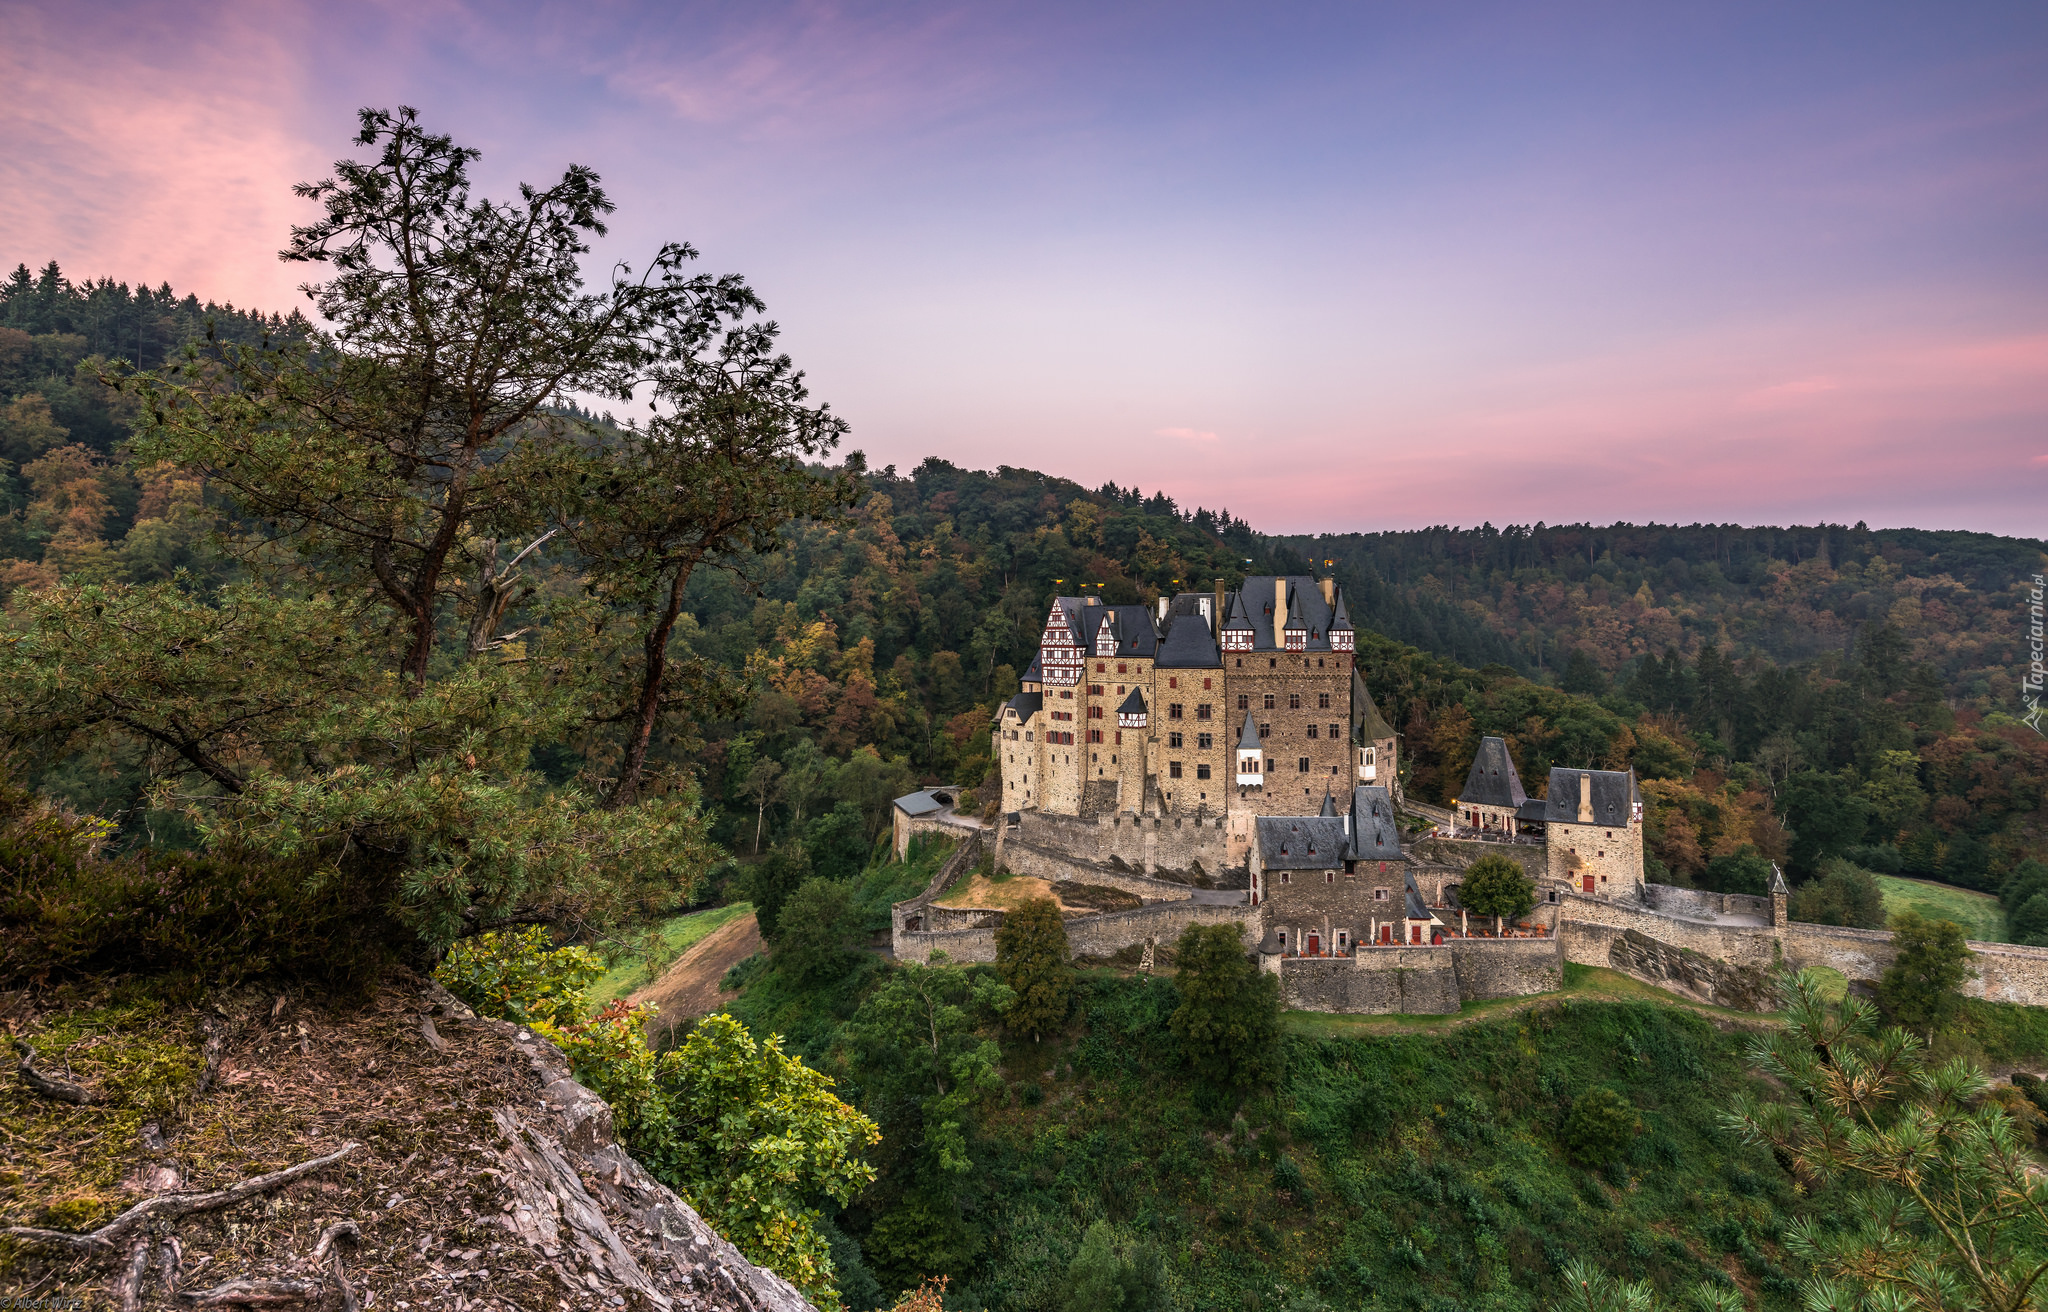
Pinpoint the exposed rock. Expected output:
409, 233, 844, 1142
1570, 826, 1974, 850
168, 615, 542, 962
1607, 929, 1778, 1012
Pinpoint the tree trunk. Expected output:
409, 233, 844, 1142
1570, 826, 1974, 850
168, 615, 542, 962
609, 553, 702, 809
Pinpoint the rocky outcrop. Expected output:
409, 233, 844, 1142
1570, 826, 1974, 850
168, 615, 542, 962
1605, 929, 1778, 1012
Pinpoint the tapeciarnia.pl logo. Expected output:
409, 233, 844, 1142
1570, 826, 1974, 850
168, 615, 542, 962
2026, 572, 2045, 734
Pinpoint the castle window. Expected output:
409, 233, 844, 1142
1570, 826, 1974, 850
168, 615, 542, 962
1318, 658, 1325, 668
1169, 703, 1183, 719
1264, 694, 1275, 710
1297, 757, 1310, 773
1088, 706, 1102, 719
1060, 690, 1072, 699
1197, 733, 1213, 750
1235, 658, 1242, 668
1196, 764, 1211, 779
1329, 724, 1339, 738
1374, 888, 1388, 900
1096, 662, 1105, 672
1118, 663, 1128, 674
1288, 693, 1301, 709
1196, 704, 1212, 720
1280, 872, 1289, 884
1307, 724, 1318, 739
1260, 723, 1271, 738
1169, 761, 1183, 779
1115, 731, 1122, 744
1327, 871, 1335, 883
1203, 678, 1212, 689
1088, 729, 1102, 743
1269, 658, 1277, 668
1318, 693, 1330, 709
1169, 677, 1178, 688
1169, 732, 1184, 748
1238, 695, 1249, 710
1089, 684, 1103, 695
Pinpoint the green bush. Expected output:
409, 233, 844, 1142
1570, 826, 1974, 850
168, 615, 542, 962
1460, 854, 1535, 921
435, 929, 878, 1306
775, 877, 861, 985
1563, 1087, 1642, 1166
437, 926, 602, 1027
0, 779, 402, 988
1789, 857, 1885, 928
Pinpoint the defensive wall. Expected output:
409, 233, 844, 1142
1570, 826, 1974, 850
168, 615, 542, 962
1562, 886, 2048, 1010
996, 837, 1232, 901
892, 894, 1258, 967
1013, 809, 1233, 880
1271, 938, 1561, 1015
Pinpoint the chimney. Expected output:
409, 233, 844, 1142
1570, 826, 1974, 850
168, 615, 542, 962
1275, 578, 1288, 628
1320, 577, 1335, 606
1577, 772, 1594, 823
1212, 579, 1224, 640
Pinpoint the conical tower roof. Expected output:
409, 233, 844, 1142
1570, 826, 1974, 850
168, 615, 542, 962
1351, 668, 1395, 742
1319, 786, 1338, 817
1237, 710, 1262, 750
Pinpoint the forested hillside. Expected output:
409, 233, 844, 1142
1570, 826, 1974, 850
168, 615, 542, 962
3, 251, 2042, 931
1280, 523, 2045, 710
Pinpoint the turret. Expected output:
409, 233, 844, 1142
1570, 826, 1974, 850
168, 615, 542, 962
1235, 711, 1264, 785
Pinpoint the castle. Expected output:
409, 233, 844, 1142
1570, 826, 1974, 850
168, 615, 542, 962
887, 576, 2048, 1016
993, 578, 1399, 869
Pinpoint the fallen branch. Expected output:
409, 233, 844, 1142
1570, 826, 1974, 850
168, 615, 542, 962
180, 1277, 322, 1306
419, 1015, 447, 1053
195, 1011, 229, 1097
115, 1235, 152, 1312
310, 1221, 359, 1262
13, 1039, 94, 1105
1, 1142, 361, 1254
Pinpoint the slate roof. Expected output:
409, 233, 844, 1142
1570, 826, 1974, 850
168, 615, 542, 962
1002, 690, 1042, 721
1348, 785, 1402, 861
1403, 869, 1435, 922
1515, 798, 1550, 825
1020, 652, 1043, 684
1235, 575, 1340, 651
1329, 589, 1354, 633
1087, 604, 1159, 658
893, 790, 946, 817
1319, 788, 1339, 817
1237, 710, 1262, 751
1257, 816, 1350, 869
1118, 687, 1148, 716
1351, 669, 1395, 743
1458, 737, 1528, 808
1155, 604, 1222, 668
1541, 767, 1640, 827
1221, 592, 1256, 636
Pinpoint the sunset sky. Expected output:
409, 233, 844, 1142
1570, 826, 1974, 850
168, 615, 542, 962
5, 1, 2045, 537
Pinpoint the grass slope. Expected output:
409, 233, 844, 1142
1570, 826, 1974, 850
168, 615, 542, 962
1876, 875, 2006, 943
963, 980, 1815, 1312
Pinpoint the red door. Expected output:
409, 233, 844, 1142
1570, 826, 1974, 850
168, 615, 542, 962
1582, 874, 1595, 894
1410, 925, 1421, 944
1379, 925, 1391, 944
1307, 934, 1320, 957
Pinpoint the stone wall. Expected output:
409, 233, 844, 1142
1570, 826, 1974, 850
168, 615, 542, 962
1448, 937, 1564, 1000
1014, 808, 1233, 878
1641, 885, 1773, 920
893, 811, 975, 861
890, 830, 983, 956
1603, 929, 1779, 1011
1279, 951, 1462, 1015
1224, 648, 1354, 815
1558, 893, 1781, 972
1065, 901, 1259, 958
1406, 836, 1550, 882
997, 838, 1224, 900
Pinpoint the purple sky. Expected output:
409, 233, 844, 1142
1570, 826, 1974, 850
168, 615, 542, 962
6, 1, 2046, 536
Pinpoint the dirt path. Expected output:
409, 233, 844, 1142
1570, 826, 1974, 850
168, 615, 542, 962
629, 912, 762, 1038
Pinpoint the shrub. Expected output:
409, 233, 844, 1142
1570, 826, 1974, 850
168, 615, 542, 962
743, 841, 813, 938
0, 779, 401, 988
1703, 845, 1774, 896
436, 931, 877, 1306
1562, 1087, 1642, 1166
437, 926, 602, 1027
1789, 858, 1885, 929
